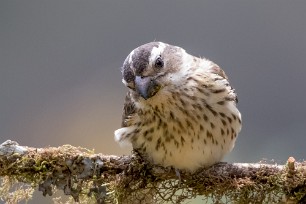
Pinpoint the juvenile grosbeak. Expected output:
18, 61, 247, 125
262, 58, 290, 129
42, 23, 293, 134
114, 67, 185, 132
115, 42, 241, 172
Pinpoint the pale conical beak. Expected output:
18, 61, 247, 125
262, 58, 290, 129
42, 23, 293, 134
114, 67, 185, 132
135, 76, 160, 100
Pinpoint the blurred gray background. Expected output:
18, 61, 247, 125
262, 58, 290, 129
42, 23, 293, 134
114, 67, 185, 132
1, 1, 306, 203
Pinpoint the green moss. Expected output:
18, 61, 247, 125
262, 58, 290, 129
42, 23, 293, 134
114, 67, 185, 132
1, 146, 306, 203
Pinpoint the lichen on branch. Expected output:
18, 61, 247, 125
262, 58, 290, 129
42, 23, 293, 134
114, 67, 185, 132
0, 140, 305, 203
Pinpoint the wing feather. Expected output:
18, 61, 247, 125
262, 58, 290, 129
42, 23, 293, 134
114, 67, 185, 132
208, 64, 238, 103
121, 90, 136, 127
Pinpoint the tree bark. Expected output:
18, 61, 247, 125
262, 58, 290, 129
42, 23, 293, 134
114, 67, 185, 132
0, 140, 305, 203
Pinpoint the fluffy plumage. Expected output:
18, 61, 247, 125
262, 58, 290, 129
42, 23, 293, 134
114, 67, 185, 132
115, 42, 241, 172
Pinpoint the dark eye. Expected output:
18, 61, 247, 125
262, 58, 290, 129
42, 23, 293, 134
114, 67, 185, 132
154, 56, 164, 68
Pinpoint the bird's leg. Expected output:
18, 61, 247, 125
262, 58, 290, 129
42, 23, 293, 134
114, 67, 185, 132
175, 168, 182, 186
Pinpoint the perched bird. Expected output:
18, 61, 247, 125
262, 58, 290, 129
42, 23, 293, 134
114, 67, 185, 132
115, 42, 241, 172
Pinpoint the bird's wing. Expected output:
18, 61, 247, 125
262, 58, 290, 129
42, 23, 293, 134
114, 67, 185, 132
208, 64, 228, 80
121, 90, 137, 127
207, 64, 238, 103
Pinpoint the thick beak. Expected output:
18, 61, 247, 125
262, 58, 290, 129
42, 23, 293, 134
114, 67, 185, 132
135, 76, 160, 100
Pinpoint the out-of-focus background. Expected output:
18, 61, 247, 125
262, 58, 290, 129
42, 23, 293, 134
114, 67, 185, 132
1, 1, 306, 203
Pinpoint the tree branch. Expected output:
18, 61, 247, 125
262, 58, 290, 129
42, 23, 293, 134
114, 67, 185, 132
0, 140, 305, 203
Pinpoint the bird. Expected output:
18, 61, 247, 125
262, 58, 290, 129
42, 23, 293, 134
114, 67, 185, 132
114, 42, 242, 172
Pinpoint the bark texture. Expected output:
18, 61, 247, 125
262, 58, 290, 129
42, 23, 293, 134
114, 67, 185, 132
0, 140, 305, 203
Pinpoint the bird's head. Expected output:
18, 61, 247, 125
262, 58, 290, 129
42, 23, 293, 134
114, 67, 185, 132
121, 42, 188, 100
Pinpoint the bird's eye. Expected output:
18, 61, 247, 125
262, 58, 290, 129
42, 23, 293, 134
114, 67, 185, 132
154, 56, 164, 68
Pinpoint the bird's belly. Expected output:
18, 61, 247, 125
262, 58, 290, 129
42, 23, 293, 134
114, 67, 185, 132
126, 90, 242, 171
133, 112, 240, 172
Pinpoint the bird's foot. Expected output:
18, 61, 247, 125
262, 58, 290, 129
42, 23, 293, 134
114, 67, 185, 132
175, 168, 182, 186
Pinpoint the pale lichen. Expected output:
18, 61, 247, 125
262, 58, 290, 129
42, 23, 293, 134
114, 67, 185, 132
0, 177, 35, 203
0, 141, 306, 203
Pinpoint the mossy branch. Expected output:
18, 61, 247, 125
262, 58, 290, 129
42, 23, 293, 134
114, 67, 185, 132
0, 140, 305, 203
